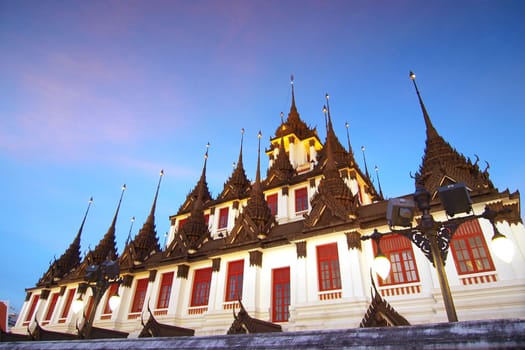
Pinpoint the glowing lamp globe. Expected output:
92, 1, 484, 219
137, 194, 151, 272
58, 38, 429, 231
108, 294, 121, 312
491, 233, 514, 263
71, 297, 84, 314
373, 254, 391, 280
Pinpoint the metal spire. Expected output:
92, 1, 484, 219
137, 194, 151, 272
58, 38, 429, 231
374, 165, 384, 199
361, 146, 370, 180
409, 71, 438, 139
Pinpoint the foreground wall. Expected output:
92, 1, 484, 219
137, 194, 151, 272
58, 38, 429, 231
2, 319, 524, 350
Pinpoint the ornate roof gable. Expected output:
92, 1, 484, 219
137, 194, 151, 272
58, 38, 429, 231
264, 133, 296, 187
178, 143, 213, 214
218, 129, 251, 201
228, 132, 275, 244
167, 147, 211, 256
410, 72, 495, 196
85, 185, 125, 266
120, 171, 163, 269
316, 95, 379, 200
304, 107, 359, 229
37, 198, 93, 287
316, 94, 356, 168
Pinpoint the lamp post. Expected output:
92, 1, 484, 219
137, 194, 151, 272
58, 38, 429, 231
72, 258, 122, 339
361, 182, 515, 322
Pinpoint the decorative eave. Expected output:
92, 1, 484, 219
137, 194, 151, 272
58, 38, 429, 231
360, 273, 410, 327
227, 300, 282, 334
29, 320, 78, 341
139, 306, 194, 337
36, 198, 93, 287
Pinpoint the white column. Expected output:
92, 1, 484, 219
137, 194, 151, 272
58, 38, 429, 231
243, 256, 261, 313
288, 136, 296, 168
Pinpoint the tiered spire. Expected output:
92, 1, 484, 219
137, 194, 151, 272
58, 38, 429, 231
36, 197, 93, 287
317, 94, 358, 168
218, 129, 251, 201
167, 146, 211, 256
121, 171, 163, 267
85, 185, 126, 265
228, 131, 275, 244
177, 143, 213, 214
274, 76, 317, 140
265, 125, 296, 187
304, 106, 359, 228
409, 71, 495, 196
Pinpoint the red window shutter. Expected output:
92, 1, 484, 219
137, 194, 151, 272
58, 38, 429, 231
157, 272, 175, 309
25, 295, 40, 322
295, 187, 308, 213
204, 214, 210, 226
266, 193, 278, 216
60, 288, 76, 319
131, 278, 149, 313
316, 243, 342, 291
191, 267, 213, 306
103, 283, 119, 314
272, 267, 290, 322
451, 219, 495, 275
218, 207, 229, 229
225, 260, 244, 301
373, 234, 420, 286
44, 293, 60, 321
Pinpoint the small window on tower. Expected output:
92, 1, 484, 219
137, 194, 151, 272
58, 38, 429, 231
295, 187, 308, 213
266, 193, 278, 216
218, 207, 229, 229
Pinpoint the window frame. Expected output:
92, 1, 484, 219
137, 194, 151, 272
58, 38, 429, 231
225, 260, 244, 302
294, 187, 308, 213
450, 219, 496, 275
266, 193, 278, 216
44, 292, 60, 321
373, 234, 420, 286
24, 294, 40, 323
316, 243, 342, 291
60, 288, 76, 319
130, 278, 149, 313
272, 266, 290, 323
190, 267, 213, 307
156, 271, 174, 309
218, 207, 229, 229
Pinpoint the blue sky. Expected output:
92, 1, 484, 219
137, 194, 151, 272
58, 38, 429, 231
1, 0, 524, 313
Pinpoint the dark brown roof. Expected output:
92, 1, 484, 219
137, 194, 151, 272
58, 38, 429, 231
139, 308, 194, 338
411, 75, 495, 196
227, 300, 282, 334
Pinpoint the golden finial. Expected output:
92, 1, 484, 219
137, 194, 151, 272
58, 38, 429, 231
409, 71, 416, 80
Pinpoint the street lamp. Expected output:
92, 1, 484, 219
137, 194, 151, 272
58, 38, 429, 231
74, 257, 122, 339
362, 182, 515, 322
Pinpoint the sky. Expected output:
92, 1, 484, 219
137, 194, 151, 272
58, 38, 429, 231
1, 0, 524, 314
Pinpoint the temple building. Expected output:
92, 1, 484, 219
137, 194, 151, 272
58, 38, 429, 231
8, 75, 525, 339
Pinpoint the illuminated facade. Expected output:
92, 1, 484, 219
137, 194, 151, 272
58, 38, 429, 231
11, 77, 525, 338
